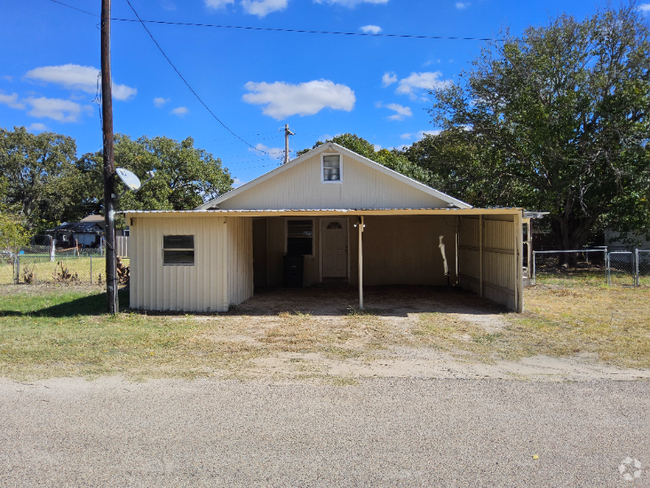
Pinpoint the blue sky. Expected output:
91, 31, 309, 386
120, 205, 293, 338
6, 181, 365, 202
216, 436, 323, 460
2, 0, 649, 186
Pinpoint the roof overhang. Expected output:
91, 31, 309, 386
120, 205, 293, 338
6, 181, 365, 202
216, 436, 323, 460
124, 208, 522, 218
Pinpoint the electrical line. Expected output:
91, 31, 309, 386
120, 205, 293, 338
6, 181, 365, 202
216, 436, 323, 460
121, 0, 268, 155
50, 0, 502, 42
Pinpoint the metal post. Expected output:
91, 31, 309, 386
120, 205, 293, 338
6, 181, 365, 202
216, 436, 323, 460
532, 251, 536, 286
606, 253, 611, 286
101, 0, 119, 314
478, 215, 483, 297
284, 124, 294, 165
15, 255, 19, 285
358, 215, 364, 310
635, 249, 639, 287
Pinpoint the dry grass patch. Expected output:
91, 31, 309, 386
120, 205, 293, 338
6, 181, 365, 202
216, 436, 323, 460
1, 283, 648, 381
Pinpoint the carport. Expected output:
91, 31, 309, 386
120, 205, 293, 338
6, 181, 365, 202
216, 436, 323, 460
126, 142, 523, 313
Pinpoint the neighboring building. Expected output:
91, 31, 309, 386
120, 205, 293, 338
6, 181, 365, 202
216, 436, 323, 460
45, 220, 104, 248
125, 142, 524, 313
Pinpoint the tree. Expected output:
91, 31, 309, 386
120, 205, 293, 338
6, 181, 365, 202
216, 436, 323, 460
77, 134, 233, 219
0, 127, 83, 232
427, 3, 650, 249
0, 211, 29, 254
300, 133, 434, 185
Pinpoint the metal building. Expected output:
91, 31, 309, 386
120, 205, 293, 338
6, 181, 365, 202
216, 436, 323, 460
125, 142, 524, 312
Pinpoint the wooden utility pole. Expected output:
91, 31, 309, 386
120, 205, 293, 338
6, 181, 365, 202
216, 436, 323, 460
101, 0, 119, 313
284, 124, 294, 164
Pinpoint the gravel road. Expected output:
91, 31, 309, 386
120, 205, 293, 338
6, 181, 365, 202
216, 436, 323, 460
0, 377, 648, 487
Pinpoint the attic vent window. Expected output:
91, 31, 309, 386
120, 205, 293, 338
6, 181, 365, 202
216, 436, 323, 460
322, 154, 342, 183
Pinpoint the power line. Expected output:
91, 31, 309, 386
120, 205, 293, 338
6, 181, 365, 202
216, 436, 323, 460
121, 0, 268, 155
49, 0, 502, 42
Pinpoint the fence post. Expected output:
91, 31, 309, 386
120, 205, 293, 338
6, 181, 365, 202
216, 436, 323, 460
606, 253, 610, 286
90, 256, 93, 285
635, 249, 639, 287
15, 255, 20, 284
532, 251, 536, 285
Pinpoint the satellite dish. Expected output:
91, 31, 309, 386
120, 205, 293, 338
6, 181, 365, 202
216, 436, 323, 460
116, 168, 141, 191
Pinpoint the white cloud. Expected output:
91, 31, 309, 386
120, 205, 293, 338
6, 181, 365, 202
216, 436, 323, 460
24, 64, 136, 101
381, 72, 398, 87
252, 143, 285, 159
455, 2, 469, 9
241, 0, 287, 17
171, 106, 188, 116
0, 92, 25, 110
27, 123, 48, 132
204, 0, 234, 8
638, 3, 650, 13
378, 102, 412, 121
2, 75, 13, 82
396, 71, 451, 99
314, 0, 389, 6
25, 97, 91, 122
360, 25, 381, 34
154, 97, 170, 107
243, 79, 355, 119
232, 177, 245, 188
401, 130, 441, 140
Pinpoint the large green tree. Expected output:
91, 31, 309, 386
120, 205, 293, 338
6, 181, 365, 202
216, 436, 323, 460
0, 126, 83, 232
77, 134, 233, 216
426, 3, 650, 249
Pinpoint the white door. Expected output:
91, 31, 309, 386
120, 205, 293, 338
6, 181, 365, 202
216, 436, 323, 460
322, 219, 348, 279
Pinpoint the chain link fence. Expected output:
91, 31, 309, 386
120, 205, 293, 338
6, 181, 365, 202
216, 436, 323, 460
532, 248, 650, 287
607, 251, 635, 286
636, 250, 650, 287
1, 252, 129, 286
532, 249, 608, 285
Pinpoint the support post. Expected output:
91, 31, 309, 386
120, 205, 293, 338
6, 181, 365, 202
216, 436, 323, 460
358, 215, 364, 310
478, 215, 483, 297
101, 0, 119, 314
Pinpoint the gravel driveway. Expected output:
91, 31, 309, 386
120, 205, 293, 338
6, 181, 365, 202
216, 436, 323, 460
1, 377, 648, 487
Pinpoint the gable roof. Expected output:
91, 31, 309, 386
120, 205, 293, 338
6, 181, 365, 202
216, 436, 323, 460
198, 142, 471, 211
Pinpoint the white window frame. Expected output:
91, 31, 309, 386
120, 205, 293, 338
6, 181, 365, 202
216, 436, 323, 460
285, 218, 315, 257
321, 153, 343, 184
162, 235, 195, 266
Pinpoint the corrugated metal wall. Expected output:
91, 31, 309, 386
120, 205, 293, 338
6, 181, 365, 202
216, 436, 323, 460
227, 217, 254, 306
458, 217, 481, 295
128, 215, 253, 312
458, 214, 521, 311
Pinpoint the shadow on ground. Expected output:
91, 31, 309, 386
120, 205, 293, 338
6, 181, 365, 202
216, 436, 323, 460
0, 288, 130, 317
224, 285, 507, 317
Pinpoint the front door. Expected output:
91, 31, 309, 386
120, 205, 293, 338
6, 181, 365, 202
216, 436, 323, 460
321, 219, 348, 279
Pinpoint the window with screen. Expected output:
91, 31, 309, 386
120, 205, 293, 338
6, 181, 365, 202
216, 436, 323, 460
287, 220, 313, 256
163, 235, 195, 266
322, 154, 341, 182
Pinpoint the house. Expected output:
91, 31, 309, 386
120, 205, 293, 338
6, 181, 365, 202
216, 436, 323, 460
125, 142, 524, 313
45, 218, 104, 248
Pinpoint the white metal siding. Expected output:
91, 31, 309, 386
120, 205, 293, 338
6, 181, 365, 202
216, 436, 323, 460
218, 150, 450, 210
128, 215, 229, 312
458, 217, 480, 295
226, 217, 254, 307
458, 215, 520, 311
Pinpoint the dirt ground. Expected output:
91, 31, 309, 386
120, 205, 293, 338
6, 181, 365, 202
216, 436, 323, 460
206, 285, 650, 382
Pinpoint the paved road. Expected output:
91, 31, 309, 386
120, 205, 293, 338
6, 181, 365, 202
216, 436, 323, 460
0, 377, 648, 487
